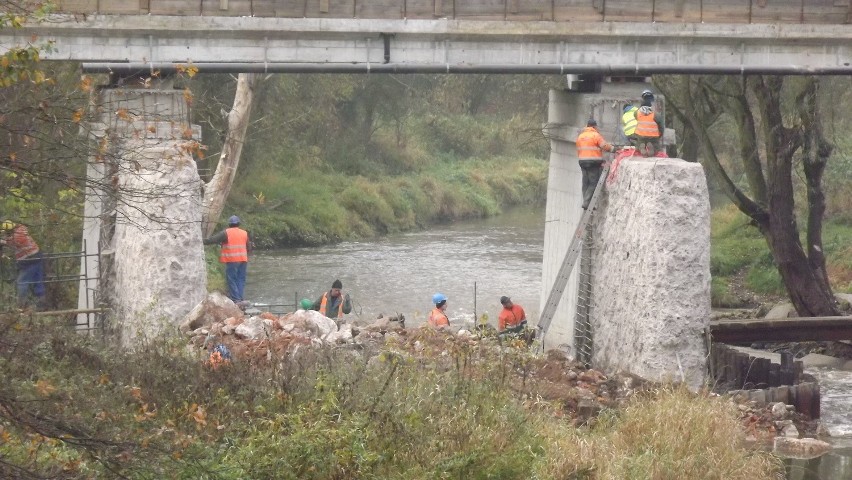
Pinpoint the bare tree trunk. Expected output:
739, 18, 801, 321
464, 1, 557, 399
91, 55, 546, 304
201, 73, 261, 236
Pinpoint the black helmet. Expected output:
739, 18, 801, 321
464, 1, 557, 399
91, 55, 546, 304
641, 89, 654, 99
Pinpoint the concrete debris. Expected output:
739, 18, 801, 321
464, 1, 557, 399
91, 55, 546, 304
773, 437, 832, 459
180, 292, 244, 334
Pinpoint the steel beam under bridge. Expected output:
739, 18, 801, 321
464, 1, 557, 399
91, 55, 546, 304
710, 316, 852, 343
6, 15, 852, 74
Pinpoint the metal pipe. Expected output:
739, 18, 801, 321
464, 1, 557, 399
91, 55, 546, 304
81, 62, 852, 75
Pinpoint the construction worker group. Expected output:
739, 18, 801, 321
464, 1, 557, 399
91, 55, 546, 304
576, 89, 663, 208
204, 217, 527, 333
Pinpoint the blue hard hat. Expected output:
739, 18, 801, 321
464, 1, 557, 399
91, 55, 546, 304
623, 104, 634, 112
228, 215, 240, 225
432, 293, 447, 304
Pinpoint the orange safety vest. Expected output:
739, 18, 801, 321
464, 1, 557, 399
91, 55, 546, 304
498, 304, 526, 331
428, 307, 449, 328
576, 127, 609, 161
635, 110, 661, 138
8, 225, 40, 261
319, 292, 344, 319
219, 227, 248, 263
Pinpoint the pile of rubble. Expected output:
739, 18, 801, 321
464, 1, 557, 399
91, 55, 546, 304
735, 399, 831, 458
179, 292, 406, 351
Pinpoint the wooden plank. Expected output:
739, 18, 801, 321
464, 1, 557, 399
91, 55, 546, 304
57, 0, 99, 13
754, 357, 770, 389
751, 0, 802, 23
399, 0, 439, 19
454, 0, 505, 20
553, 0, 603, 23
780, 352, 795, 386
710, 316, 852, 343
701, 0, 750, 23
653, 0, 703, 23
97, 0, 144, 14
356, 0, 403, 18
505, 0, 551, 21
793, 360, 803, 384
602, 0, 654, 22
202, 0, 253, 15
803, 0, 848, 24
149, 0, 200, 15
292, 0, 356, 17
769, 362, 780, 387
794, 382, 820, 419
265, 0, 303, 17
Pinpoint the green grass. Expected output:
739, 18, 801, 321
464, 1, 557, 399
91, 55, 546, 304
710, 204, 852, 305
224, 155, 547, 247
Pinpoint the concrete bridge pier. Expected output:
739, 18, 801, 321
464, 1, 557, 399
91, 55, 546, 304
540, 84, 710, 389
79, 77, 207, 344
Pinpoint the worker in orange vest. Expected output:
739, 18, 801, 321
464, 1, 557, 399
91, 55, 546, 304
312, 279, 352, 320
575, 118, 615, 209
427, 293, 450, 328
497, 296, 527, 335
634, 89, 664, 156
204, 215, 252, 305
1, 219, 47, 309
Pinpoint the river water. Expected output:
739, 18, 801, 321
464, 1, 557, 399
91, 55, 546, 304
245, 207, 852, 477
246, 206, 544, 328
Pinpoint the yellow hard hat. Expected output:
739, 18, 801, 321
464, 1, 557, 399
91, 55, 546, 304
0, 220, 14, 232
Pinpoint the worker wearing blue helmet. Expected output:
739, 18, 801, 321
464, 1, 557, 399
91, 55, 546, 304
428, 293, 450, 328
203, 214, 253, 306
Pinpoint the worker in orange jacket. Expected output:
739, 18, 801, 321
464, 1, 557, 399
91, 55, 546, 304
575, 119, 615, 209
204, 215, 252, 305
427, 293, 450, 328
634, 90, 664, 156
498, 296, 527, 335
1, 220, 46, 309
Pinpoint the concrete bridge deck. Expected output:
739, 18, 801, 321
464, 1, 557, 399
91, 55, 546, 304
5, 14, 851, 75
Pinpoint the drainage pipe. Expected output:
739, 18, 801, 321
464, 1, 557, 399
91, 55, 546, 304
81, 62, 852, 75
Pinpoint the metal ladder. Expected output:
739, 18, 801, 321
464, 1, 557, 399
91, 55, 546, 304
537, 165, 609, 337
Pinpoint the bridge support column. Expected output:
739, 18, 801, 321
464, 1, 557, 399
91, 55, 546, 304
539, 89, 585, 351
591, 158, 711, 389
540, 83, 646, 352
80, 78, 207, 344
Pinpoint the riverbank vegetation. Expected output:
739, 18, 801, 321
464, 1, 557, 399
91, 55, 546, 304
0, 316, 780, 479
189, 74, 555, 247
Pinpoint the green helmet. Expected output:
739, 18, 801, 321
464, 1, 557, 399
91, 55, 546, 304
299, 298, 313, 310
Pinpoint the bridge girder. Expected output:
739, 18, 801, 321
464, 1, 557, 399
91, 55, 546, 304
4, 15, 852, 74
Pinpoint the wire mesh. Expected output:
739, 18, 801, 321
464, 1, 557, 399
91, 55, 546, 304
573, 224, 594, 366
